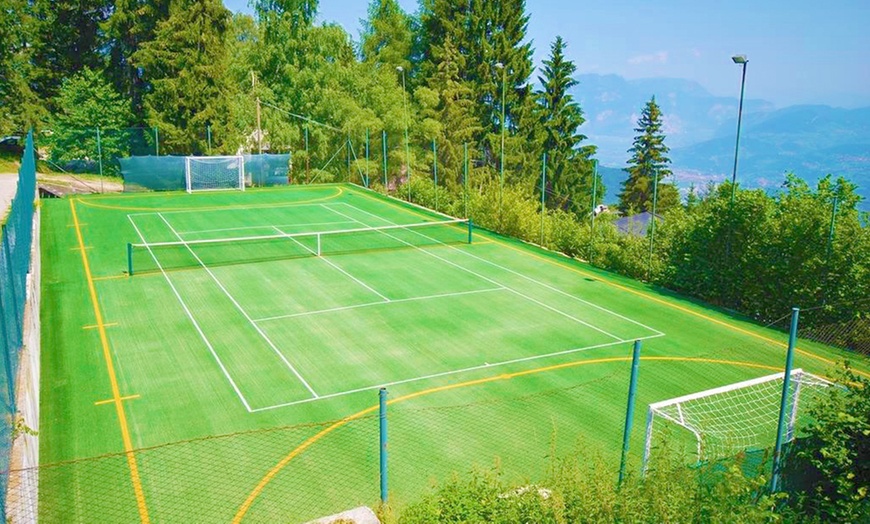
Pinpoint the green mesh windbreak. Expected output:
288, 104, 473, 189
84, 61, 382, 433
120, 154, 291, 192
0, 130, 37, 519
120, 156, 186, 192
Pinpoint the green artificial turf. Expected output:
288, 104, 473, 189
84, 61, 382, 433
37, 183, 869, 522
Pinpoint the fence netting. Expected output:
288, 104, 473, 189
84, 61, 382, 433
4, 371, 630, 523
120, 154, 291, 192
0, 131, 36, 518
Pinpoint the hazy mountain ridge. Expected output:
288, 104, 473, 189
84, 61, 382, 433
574, 74, 870, 207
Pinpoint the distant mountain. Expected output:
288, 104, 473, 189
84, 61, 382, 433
573, 74, 870, 209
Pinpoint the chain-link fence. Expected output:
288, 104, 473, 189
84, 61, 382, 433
0, 131, 37, 520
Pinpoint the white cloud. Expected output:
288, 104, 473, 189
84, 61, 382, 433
627, 51, 668, 65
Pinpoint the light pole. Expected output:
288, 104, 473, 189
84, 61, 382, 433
397, 66, 411, 200
730, 55, 748, 205
495, 62, 506, 226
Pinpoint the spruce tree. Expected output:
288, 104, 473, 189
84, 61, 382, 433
618, 96, 679, 214
134, 0, 232, 154
536, 36, 597, 216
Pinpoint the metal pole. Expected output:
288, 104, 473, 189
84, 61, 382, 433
379, 387, 388, 504
127, 243, 133, 276
382, 130, 388, 188
590, 159, 598, 262
730, 60, 748, 206
365, 128, 370, 188
618, 340, 642, 486
304, 124, 310, 183
771, 307, 799, 492
207, 125, 212, 155
826, 196, 838, 259
540, 152, 547, 246
499, 65, 506, 228
96, 127, 104, 193
256, 97, 263, 154
347, 134, 351, 181
463, 142, 469, 219
648, 168, 659, 281
154, 126, 159, 156
398, 67, 411, 201
432, 139, 438, 211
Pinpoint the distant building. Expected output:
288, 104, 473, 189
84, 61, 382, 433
613, 212, 663, 236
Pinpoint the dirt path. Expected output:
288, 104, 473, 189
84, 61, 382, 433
0, 172, 18, 219
38, 172, 124, 195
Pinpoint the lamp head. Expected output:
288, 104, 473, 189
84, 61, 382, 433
732, 55, 748, 64
494, 62, 504, 69
396, 66, 404, 72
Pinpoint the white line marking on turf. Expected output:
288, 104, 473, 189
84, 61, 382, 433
339, 201, 664, 337
272, 226, 390, 302
177, 220, 357, 236
249, 333, 666, 412
253, 287, 505, 323
156, 213, 320, 399
126, 201, 339, 218
321, 204, 623, 341
127, 215, 253, 412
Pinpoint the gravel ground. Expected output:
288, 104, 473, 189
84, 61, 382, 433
0, 173, 18, 219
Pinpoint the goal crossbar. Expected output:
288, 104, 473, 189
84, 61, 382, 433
185, 155, 246, 193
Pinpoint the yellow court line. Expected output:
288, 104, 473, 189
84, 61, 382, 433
75, 186, 344, 212
95, 394, 140, 406
351, 189, 867, 378
68, 223, 87, 227
70, 199, 151, 523
83, 322, 118, 330
232, 356, 783, 522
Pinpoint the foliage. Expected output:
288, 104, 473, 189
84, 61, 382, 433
618, 96, 679, 215
47, 68, 133, 172
782, 364, 870, 521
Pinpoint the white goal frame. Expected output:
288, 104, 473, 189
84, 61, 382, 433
641, 368, 833, 472
185, 155, 246, 193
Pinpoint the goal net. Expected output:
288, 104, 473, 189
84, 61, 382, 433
642, 369, 833, 471
185, 155, 245, 193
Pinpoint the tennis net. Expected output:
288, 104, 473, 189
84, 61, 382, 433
127, 218, 472, 275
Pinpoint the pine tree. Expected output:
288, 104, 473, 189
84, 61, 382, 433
536, 36, 596, 216
361, 0, 414, 70
618, 96, 679, 214
134, 0, 232, 154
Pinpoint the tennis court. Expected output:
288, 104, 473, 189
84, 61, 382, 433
37, 183, 866, 522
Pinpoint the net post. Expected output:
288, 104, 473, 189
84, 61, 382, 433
379, 387, 388, 504
772, 307, 799, 492
467, 219, 473, 244
619, 339, 642, 487
127, 243, 133, 276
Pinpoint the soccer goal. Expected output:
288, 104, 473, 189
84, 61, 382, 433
185, 155, 246, 193
641, 369, 833, 472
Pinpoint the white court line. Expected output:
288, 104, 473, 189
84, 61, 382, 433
254, 287, 505, 323
177, 220, 358, 236
127, 201, 338, 218
156, 213, 320, 399
271, 226, 391, 302
127, 215, 253, 412
321, 205, 623, 341
340, 201, 664, 337
250, 333, 665, 412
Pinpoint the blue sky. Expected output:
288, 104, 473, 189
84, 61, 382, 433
223, 0, 870, 108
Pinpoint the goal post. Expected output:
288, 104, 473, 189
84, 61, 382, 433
185, 155, 246, 193
641, 368, 833, 473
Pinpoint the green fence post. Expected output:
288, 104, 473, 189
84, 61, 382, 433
304, 124, 310, 183
432, 139, 438, 211
154, 126, 159, 156
379, 387, 388, 504
771, 307, 799, 492
207, 125, 212, 155
127, 243, 134, 276
365, 128, 370, 188
382, 130, 388, 188
96, 127, 104, 193
467, 219, 473, 244
618, 340, 642, 487
540, 152, 547, 246
590, 159, 598, 262
647, 168, 659, 281
463, 142, 469, 219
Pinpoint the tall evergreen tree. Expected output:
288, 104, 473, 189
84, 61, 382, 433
104, 0, 171, 121
618, 96, 679, 214
134, 0, 232, 154
29, 0, 112, 103
536, 36, 596, 216
0, 0, 42, 133
361, 0, 413, 71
